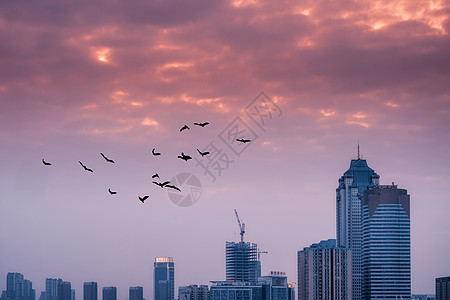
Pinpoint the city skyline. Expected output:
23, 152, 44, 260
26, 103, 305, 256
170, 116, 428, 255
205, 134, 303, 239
1, 1, 450, 300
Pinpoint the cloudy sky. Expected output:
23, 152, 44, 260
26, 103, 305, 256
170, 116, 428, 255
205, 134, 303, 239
1, 0, 450, 298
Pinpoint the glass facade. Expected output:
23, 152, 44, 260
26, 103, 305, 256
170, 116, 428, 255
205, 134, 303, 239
154, 257, 175, 300
361, 186, 411, 299
336, 158, 379, 300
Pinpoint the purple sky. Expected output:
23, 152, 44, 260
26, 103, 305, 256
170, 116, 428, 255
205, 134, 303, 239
1, 0, 450, 298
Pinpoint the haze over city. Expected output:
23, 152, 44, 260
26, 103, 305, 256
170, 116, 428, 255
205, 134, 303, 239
1, 0, 449, 299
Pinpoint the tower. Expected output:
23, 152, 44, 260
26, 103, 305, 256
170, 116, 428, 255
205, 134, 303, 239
225, 241, 258, 283
129, 287, 143, 300
361, 185, 411, 299
336, 147, 379, 299
154, 257, 175, 300
102, 288, 116, 300
83, 282, 97, 300
297, 239, 352, 300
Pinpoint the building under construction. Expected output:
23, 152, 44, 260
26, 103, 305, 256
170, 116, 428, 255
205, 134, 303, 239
226, 241, 258, 283
225, 210, 259, 283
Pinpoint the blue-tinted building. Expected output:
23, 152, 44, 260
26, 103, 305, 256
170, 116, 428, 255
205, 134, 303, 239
83, 282, 97, 300
45, 279, 62, 300
154, 257, 174, 300
129, 287, 143, 300
336, 153, 379, 300
436, 276, 450, 300
102, 287, 116, 300
57, 282, 71, 300
361, 185, 411, 299
3, 273, 35, 300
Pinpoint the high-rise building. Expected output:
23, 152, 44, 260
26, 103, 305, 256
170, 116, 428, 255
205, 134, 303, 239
57, 282, 71, 300
83, 283, 97, 300
297, 239, 352, 300
46, 279, 62, 300
361, 185, 411, 299
178, 285, 209, 300
336, 151, 379, 300
226, 242, 258, 283
129, 287, 143, 300
154, 257, 175, 300
435, 276, 450, 300
71, 290, 75, 300
102, 287, 116, 300
3, 273, 35, 300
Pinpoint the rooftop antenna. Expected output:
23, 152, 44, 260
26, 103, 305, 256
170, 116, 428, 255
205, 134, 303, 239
357, 140, 360, 160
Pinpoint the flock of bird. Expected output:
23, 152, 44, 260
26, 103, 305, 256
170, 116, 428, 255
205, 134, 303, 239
41, 122, 251, 204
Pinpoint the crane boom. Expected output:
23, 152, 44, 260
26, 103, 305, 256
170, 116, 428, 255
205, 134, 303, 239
234, 209, 245, 243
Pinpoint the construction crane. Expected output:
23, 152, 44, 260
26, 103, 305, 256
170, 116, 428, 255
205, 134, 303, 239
234, 209, 245, 243
258, 249, 268, 261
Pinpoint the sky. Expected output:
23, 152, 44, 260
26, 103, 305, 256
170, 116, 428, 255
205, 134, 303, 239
1, 0, 450, 298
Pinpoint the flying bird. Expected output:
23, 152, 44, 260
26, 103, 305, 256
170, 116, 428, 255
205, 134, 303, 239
42, 159, 52, 166
153, 181, 171, 188
152, 148, 161, 156
108, 189, 117, 195
139, 195, 149, 203
194, 122, 209, 127
236, 138, 251, 143
100, 153, 115, 163
166, 184, 181, 192
197, 149, 210, 157
79, 161, 93, 172
152, 173, 160, 179
177, 152, 192, 161
180, 125, 190, 132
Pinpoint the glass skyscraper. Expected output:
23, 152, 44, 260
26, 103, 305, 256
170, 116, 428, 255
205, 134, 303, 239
336, 154, 379, 300
361, 185, 411, 299
154, 257, 175, 300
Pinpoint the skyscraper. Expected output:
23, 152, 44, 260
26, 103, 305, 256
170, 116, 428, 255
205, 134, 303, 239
45, 279, 62, 300
226, 241, 258, 283
436, 276, 450, 300
83, 282, 97, 300
129, 287, 143, 300
297, 239, 352, 300
154, 257, 174, 300
4, 273, 35, 300
57, 282, 71, 300
361, 185, 411, 299
102, 288, 116, 300
336, 150, 379, 300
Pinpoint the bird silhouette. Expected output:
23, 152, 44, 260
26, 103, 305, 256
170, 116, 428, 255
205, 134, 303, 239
236, 138, 251, 143
197, 149, 210, 157
108, 189, 117, 195
177, 152, 192, 161
79, 161, 93, 172
153, 181, 171, 188
166, 184, 181, 192
100, 153, 115, 163
42, 159, 52, 166
139, 195, 149, 203
194, 122, 209, 127
152, 173, 160, 179
180, 125, 190, 132
152, 148, 161, 156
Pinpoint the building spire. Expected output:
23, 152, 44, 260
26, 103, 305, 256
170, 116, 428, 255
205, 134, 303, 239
357, 140, 360, 159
